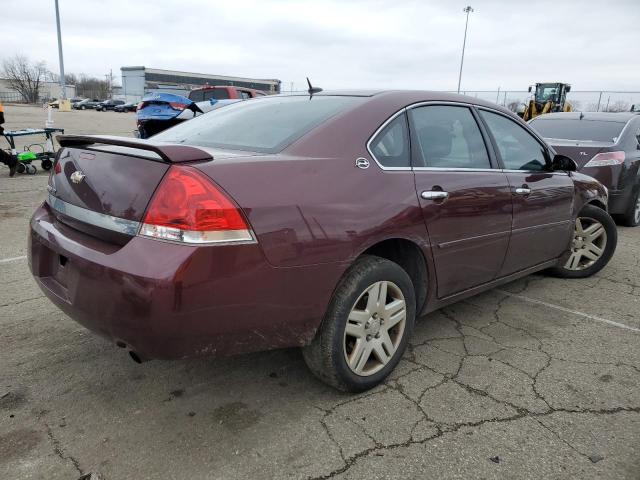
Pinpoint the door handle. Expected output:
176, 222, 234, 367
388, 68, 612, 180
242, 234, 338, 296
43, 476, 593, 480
421, 190, 449, 200
515, 187, 531, 195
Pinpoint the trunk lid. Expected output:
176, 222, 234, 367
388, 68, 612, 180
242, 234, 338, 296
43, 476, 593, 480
47, 136, 215, 242
546, 139, 612, 169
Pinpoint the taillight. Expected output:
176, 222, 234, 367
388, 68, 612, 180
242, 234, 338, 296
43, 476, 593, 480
139, 166, 254, 244
136, 102, 145, 111
169, 102, 188, 111
584, 151, 625, 167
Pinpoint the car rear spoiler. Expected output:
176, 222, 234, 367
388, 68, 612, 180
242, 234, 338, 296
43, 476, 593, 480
56, 135, 212, 163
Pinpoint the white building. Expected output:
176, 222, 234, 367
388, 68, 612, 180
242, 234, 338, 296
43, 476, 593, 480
120, 66, 281, 102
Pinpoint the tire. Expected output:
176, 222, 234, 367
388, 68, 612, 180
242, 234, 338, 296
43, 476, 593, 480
41, 159, 53, 171
548, 205, 617, 278
302, 255, 416, 392
620, 187, 640, 227
16, 162, 26, 174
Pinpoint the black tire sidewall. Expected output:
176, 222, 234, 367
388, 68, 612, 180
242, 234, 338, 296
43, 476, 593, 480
321, 256, 416, 391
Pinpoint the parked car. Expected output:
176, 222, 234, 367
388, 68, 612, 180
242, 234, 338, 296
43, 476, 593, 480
95, 99, 125, 112
136, 85, 265, 138
114, 101, 137, 113
30, 91, 616, 392
72, 98, 101, 110
49, 98, 83, 108
530, 112, 640, 226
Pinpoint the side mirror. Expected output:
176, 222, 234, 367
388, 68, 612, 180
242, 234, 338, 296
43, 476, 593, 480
551, 154, 577, 172
528, 86, 532, 93
566, 85, 571, 92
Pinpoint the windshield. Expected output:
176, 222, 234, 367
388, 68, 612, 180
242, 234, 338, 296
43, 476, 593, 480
153, 95, 364, 153
530, 118, 626, 143
535, 84, 560, 103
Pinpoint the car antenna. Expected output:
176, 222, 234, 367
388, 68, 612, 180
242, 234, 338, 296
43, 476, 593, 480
307, 77, 323, 97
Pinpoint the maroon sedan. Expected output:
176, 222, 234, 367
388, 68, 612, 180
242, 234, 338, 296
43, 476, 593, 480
29, 91, 616, 391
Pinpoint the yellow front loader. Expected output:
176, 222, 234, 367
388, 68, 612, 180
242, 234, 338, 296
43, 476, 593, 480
521, 82, 572, 121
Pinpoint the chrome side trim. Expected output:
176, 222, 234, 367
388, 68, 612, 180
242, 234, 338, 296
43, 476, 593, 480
366, 108, 411, 171
406, 100, 477, 110
47, 194, 140, 236
501, 169, 568, 176
511, 220, 573, 235
413, 167, 497, 173
437, 229, 510, 249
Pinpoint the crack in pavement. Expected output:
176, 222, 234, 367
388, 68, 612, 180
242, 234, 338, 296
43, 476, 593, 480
38, 414, 84, 476
309, 292, 640, 479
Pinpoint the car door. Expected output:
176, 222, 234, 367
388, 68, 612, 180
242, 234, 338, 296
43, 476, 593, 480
477, 108, 574, 276
408, 104, 513, 298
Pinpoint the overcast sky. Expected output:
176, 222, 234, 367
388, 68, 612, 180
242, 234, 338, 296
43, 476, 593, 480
3, 0, 639, 92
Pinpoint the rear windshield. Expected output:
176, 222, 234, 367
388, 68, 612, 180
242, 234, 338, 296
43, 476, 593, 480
530, 118, 626, 143
153, 95, 363, 153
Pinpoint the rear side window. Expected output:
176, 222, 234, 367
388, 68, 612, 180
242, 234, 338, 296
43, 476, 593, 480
530, 118, 626, 143
409, 105, 490, 169
369, 114, 410, 168
153, 95, 363, 153
203, 89, 231, 101
480, 110, 547, 171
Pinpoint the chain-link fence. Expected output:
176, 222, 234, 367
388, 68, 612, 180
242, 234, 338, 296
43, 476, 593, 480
457, 90, 640, 113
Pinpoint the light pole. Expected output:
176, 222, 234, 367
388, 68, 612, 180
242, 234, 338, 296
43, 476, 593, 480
457, 6, 474, 94
54, 0, 66, 99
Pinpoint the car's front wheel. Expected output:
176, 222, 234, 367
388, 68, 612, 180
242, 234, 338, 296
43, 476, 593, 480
303, 255, 415, 392
621, 187, 640, 227
549, 205, 617, 278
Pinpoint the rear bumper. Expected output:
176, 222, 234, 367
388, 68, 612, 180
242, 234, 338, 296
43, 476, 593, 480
29, 202, 343, 360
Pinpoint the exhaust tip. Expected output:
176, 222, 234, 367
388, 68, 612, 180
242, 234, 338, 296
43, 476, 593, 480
129, 351, 143, 364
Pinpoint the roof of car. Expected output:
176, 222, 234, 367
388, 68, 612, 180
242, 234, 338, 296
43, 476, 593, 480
277, 90, 511, 109
533, 112, 637, 122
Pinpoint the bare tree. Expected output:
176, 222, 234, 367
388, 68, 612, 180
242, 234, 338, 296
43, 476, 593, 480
1, 55, 49, 103
75, 74, 109, 100
604, 100, 629, 112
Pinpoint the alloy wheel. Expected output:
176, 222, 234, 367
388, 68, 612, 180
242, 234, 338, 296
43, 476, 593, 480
343, 281, 406, 376
564, 217, 607, 270
634, 195, 640, 224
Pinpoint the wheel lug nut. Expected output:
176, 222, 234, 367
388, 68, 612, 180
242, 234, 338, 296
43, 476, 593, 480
366, 334, 372, 341
375, 332, 380, 338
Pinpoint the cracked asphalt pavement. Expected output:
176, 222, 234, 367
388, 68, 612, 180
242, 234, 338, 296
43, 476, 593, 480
1, 106, 639, 479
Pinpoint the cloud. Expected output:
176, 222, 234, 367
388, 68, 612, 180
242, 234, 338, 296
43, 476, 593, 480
2, 0, 639, 92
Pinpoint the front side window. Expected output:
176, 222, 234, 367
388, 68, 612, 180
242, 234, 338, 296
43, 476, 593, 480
409, 105, 491, 169
369, 114, 410, 168
480, 110, 547, 171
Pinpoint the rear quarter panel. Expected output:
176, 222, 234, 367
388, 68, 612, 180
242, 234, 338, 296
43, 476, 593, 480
196, 155, 428, 268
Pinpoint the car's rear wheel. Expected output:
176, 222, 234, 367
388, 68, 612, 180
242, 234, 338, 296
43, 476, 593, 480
549, 205, 617, 278
302, 255, 415, 392
620, 187, 640, 227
